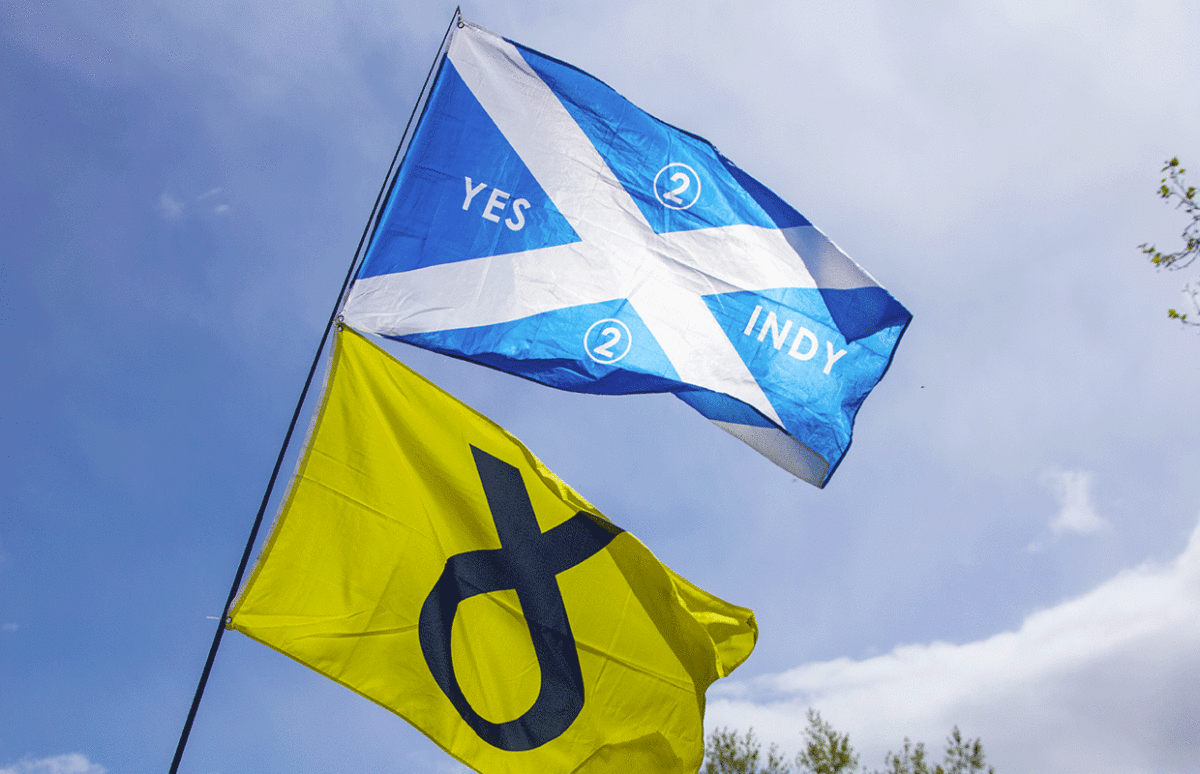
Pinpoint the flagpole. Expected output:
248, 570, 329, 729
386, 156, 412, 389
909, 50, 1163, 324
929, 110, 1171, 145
166, 9, 461, 773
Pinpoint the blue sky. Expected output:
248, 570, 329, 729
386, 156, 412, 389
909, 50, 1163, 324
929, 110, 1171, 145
3, 2, 1199, 773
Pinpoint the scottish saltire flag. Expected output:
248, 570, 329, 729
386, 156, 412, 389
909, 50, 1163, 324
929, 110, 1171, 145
342, 19, 910, 488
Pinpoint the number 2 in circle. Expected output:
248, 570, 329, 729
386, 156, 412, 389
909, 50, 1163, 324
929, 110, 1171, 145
664, 172, 689, 205
593, 327, 621, 359
654, 163, 701, 210
585, 319, 632, 364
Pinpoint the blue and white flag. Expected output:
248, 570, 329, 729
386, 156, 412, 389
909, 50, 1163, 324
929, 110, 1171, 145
342, 20, 910, 488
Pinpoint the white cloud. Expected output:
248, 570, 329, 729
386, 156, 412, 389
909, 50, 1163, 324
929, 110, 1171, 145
708, 515, 1200, 774
0, 754, 107, 774
157, 189, 233, 219
157, 192, 184, 220
1042, 468, 1108, 535
2, 623, 17, 632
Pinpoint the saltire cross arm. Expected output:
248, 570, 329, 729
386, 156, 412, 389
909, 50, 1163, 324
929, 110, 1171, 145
342, 19, 911, 487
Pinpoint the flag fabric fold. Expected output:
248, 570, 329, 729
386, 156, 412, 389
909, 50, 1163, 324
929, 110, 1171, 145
229, 325, 757, 774
342, 19, 910, 487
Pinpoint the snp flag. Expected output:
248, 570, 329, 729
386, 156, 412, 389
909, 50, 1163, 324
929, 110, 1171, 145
342, 19, 911, 488
229, 326, 757, 774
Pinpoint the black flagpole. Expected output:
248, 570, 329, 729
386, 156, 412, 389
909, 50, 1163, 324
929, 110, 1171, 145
166, 9, 461, 773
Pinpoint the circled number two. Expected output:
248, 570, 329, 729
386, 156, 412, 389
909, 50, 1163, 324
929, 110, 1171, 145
653, 163, 701, 210
593, 327, 622, 359
664, 172, 690, 205
584, 319, 632, 364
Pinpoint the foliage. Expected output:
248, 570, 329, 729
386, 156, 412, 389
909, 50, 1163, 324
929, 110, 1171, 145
703, 711, 995, 774
1139, 157, 1200, 325
796, 709, 859, 774
705, 727, 790, 774
878, 738, 930, 774
879, 727, 994, 774
939, 726, 994, 774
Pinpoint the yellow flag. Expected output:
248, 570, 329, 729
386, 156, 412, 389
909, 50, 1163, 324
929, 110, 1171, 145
229, 325, 757, 773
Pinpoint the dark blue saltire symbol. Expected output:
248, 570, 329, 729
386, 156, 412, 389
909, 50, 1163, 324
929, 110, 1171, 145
418, 445, 624, 751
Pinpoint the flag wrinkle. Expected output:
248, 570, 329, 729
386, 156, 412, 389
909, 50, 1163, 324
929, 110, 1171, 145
584, 585, 636, 693
568, 635, 699, 694
297, 475, 435, 533
291, 624, 421, 640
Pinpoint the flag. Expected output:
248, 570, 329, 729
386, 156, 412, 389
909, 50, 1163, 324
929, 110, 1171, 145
228, 325, 757, 774
341, 19, 911, 488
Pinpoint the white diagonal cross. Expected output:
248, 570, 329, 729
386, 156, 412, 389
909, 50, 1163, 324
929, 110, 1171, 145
344, 22, 875, 473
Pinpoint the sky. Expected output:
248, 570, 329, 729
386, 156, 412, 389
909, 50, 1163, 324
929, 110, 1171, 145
2, 1, 1199, 773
